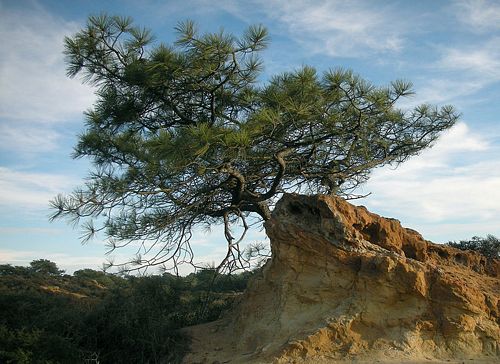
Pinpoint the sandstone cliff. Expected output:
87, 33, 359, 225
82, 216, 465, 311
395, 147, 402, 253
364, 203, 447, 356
184, 194, 500, 363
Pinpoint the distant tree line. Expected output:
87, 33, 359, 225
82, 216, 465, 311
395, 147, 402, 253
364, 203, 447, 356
0, 260, 254, 363
447, 234, 500, 259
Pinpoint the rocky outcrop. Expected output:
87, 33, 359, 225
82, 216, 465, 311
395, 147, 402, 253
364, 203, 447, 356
184, 194, 500, 363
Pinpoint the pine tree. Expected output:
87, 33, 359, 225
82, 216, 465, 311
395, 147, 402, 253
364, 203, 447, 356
51, 15, 459, 273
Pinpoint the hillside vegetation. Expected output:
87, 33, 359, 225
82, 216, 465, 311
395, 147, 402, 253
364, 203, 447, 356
0, 260, 253, 363
2, 234, 497, 363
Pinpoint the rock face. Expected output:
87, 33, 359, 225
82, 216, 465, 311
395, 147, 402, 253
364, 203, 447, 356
184, 194, 500, 363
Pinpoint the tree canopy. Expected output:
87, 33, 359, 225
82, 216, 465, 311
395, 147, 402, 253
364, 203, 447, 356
448, 235, 500, 259
29, 259, 64, 275
50, 14, 459, 273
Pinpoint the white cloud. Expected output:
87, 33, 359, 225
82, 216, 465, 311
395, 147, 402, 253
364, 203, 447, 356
0, 123, 61, 153
0, 167, 77, 209
45, 253, 107, 272
0, 249, 106, 273
454, 0, 500, 31
0, 4, 94, 157
403, 77, 485, 107
276, 1, 404, 56
219, 0, 406, 58
438, 37, 500, 79
0, 6, 94, 123
0, 227, 61, 235
360, 122, 500, 242
423, 121, 488, 154
416, 3, 500, 105
403, 38, 500, 106
0, 249, 40, 264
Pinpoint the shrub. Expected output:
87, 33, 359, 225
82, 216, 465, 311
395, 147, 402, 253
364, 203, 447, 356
447, 235, 500, 259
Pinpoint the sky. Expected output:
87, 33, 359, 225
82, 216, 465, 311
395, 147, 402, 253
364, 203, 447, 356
0, 0, 499, 274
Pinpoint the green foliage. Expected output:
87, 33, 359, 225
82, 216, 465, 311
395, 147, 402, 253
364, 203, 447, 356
82, 275, 188, 363
0, 325, 41, 364
0, 264, 31, 276
51, 14, 459, 272
447, 235, 500, 259
0, 260, 254, 363
29, 259, 64, 275
0, 266, 89, 363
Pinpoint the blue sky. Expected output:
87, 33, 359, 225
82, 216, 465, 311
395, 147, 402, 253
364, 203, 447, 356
1, 0, 499, 274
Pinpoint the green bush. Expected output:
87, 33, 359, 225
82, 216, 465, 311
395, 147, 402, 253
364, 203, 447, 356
447, 234, 500, 259
29, 259, 64, 275
0, 260, 254, 363
84, 275, 189, 363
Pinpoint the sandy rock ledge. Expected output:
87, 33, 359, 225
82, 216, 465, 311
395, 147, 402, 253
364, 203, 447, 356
183, 194, 500, 364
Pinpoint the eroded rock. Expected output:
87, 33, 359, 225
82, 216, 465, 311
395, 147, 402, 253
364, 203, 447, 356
184, 194, 500, 363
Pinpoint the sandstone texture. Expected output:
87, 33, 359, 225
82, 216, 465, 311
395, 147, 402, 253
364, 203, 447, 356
184, 194, 500, 363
